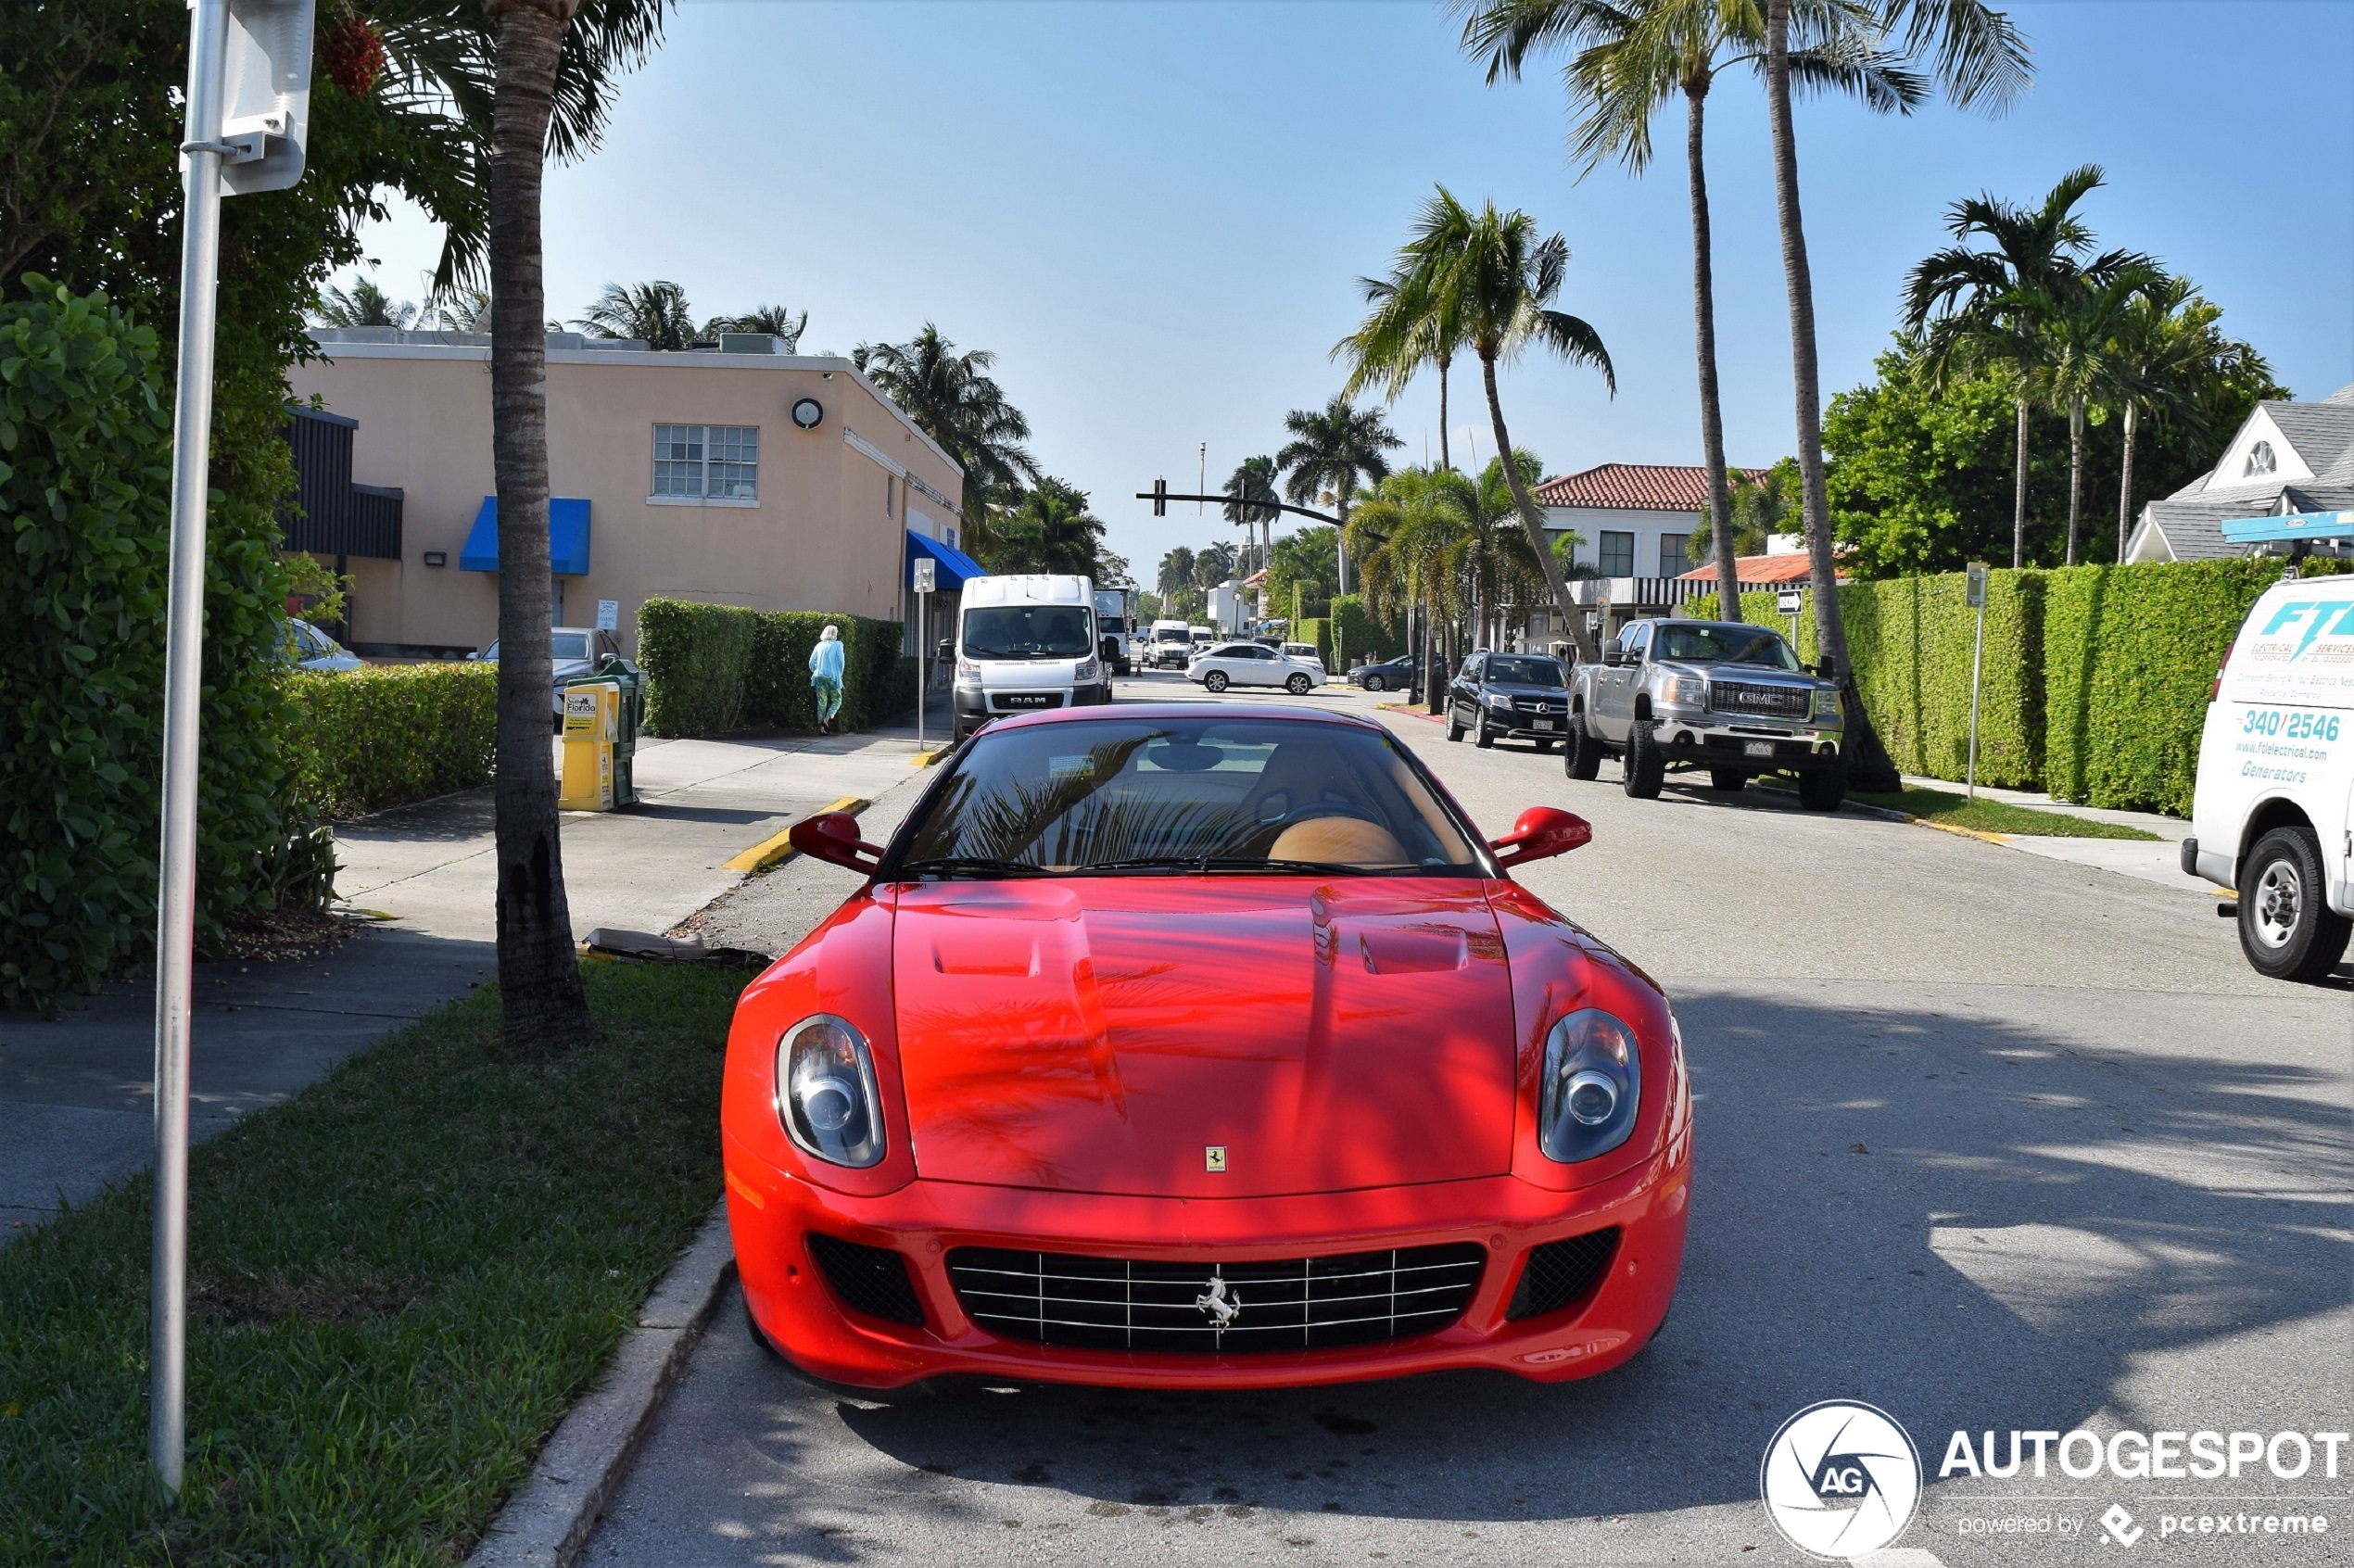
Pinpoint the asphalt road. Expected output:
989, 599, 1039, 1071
581, 674, 2352, 1567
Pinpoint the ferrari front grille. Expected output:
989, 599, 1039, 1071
806, 1233, 928, 1327
947, 1244, 1487, 1354
1504, 1227, 1621, 1321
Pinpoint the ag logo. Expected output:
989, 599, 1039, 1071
1760, 1400, 1922, 1559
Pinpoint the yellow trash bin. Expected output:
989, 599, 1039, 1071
559, 679, 620, 811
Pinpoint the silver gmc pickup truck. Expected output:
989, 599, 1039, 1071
1564, 618, 1847, 809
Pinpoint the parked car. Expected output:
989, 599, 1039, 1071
1445, 652, 1571, 750
1280, 642, 1327, 681
475, 626, 605, 715
1188, 640, 1323, 695
280, 618, 363, 673
738, 705, 1690, 1388
1347, 653, 1422, 693
2184, 571, 2354, 981
1566, 619, 1846, 808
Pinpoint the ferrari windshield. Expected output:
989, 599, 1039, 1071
1652, 625, 1801, 669
962, 605, 1093, 659
898, 716, 1483, 875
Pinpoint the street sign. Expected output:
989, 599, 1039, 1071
1777, 588, 1803, 615
1966, 562, 1989, 609
596, 599, 619, 632
912, 557, 936, 594
210, 0, 316, 196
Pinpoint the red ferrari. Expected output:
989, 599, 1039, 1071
723, 704, 1690, 1389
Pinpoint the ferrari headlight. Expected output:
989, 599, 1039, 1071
1812, 684, 1841, 721
1538, 1008, 1642, 1164
777, 1015, 885, 1168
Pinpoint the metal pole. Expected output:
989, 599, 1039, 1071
153, 0, 233, 1498
1966, 591, 1987, 803
916, 590, 926, 752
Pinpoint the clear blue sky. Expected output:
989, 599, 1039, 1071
344, 0, 2354, 578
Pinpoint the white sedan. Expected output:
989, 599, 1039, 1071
1186, 641, 1323, 696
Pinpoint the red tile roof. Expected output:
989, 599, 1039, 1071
1533, 463, 1772, 512
1677, 552, 1838, 586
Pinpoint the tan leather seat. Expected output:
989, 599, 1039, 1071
1267, 816, 1409, 866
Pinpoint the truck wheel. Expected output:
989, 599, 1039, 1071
1709, 770, 1747, 792
2238, 826, 2353, 982
1622, 723, 1664, 799
1563, 714, 1601, 781
1797, 766, 1845, 813
1363, 674, 1386, 692
1286, 672, 1312, 695
1204, 670, 1229, 693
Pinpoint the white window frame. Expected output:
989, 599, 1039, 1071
650, 423, 760, 506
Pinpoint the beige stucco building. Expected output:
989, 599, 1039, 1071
286, 330, 968, 659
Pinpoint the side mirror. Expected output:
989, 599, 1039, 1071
1601, 648, 1625, 667
789, 810, 883, 875
1816, 659, 1837, 680
1488, 805, 1591, 870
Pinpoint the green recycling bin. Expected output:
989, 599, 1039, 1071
563, 656, 643, 807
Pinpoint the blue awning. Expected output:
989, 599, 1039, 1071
460, 496, 592, 575
906, 528, 987, 591
2221, 510, 2354, 544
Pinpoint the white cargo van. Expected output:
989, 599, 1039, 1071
952, 575, 1109, 742
1146, 619, 1193, 670
2185, 571, 2354, 980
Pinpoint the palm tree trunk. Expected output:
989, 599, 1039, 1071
1480, 353, 1579, 664
1687, 75, 1741, 628
487, 0, 591, 1054
1764, 0, 1898, 791
2012, 396, 2029, 568
2117, 400, 2138, 562
1436, 353, 1452, 472
2066, 393, 2084, 566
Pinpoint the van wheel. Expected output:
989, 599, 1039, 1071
1204, 670, 1229, 693
2238, 826, 2353, 982
1622, 723, 1664, 799
1286, 673, 1312, 695
1563, 714, 1601, 781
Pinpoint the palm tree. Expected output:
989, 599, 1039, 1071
1335, 276, 1467, 474
996, 477, 1107, 577
314, 276, 418, 328
1223, 457, 1283, 613
1348, 468, 1474, 712
1194, 540, 1238, 600
1275, 396, 1402, 597
1340, 187, 1614, 649
360, 0, 673, 1052
1905, 165, 2126, 567
1459, 0, 1921, 648
2105, 279, 2257, 561
576, 278, 696, 348
1158, 546, 1196, 616
2039, 263, 2163, 563
1765, 0, 2029, 792
854, 325, 1042, 556
705, 302, 807, 349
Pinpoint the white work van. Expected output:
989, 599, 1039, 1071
952, 575, 1110, 742
2186, 571, 2354, 980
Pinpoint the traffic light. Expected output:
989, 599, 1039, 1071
1152, 478, 1168, 516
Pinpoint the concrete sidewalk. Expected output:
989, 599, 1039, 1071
0, 696, 949, 1243
1897, 774, 2211, 899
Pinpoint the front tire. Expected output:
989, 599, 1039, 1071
1622, 721, 1664, 799
1446, 707, 1465, 742
1709, 769, 1747, 792
2238, 826, 2353, 982
1204, 670, 1229, 693
1796, 765, 1845, 813
1474, 722, 1496, 750
1563, 713, 1601, 781
1363, 674, 1386, 692
1286, 672, 1312, 695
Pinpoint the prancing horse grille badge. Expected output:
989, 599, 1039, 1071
1196, 1273, 1242, 1326
1204, 1144, 1227, 1172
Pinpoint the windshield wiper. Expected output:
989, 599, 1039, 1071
899, 856, 1053, 879
1074, 855, 1394, 877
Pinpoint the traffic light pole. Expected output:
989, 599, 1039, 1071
1136, 487, 1338, 528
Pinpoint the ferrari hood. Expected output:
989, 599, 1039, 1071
890, 878, 1517, 1197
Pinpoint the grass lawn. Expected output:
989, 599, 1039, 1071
1855, 786, 2161, 841
0, 960, 745, 1565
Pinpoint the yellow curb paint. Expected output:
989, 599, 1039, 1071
723, 795, 869, 874
910, 747, 946, 768
1909, 817, 2012, 847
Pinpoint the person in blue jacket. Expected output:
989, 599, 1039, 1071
809, 624, 846, 733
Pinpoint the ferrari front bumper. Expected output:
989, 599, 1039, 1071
725, 1138, 1691, 1390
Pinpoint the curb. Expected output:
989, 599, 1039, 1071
910, 746, 947, 768
464, 1200, 736, 1568
721, 795, 869, 874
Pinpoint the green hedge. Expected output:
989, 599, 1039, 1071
638, 599, 915, 739
1294, 616, 1331, 668
1327, 595, 1404, 666
282, 664, 497, 820
2044, 558, 2348, 815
